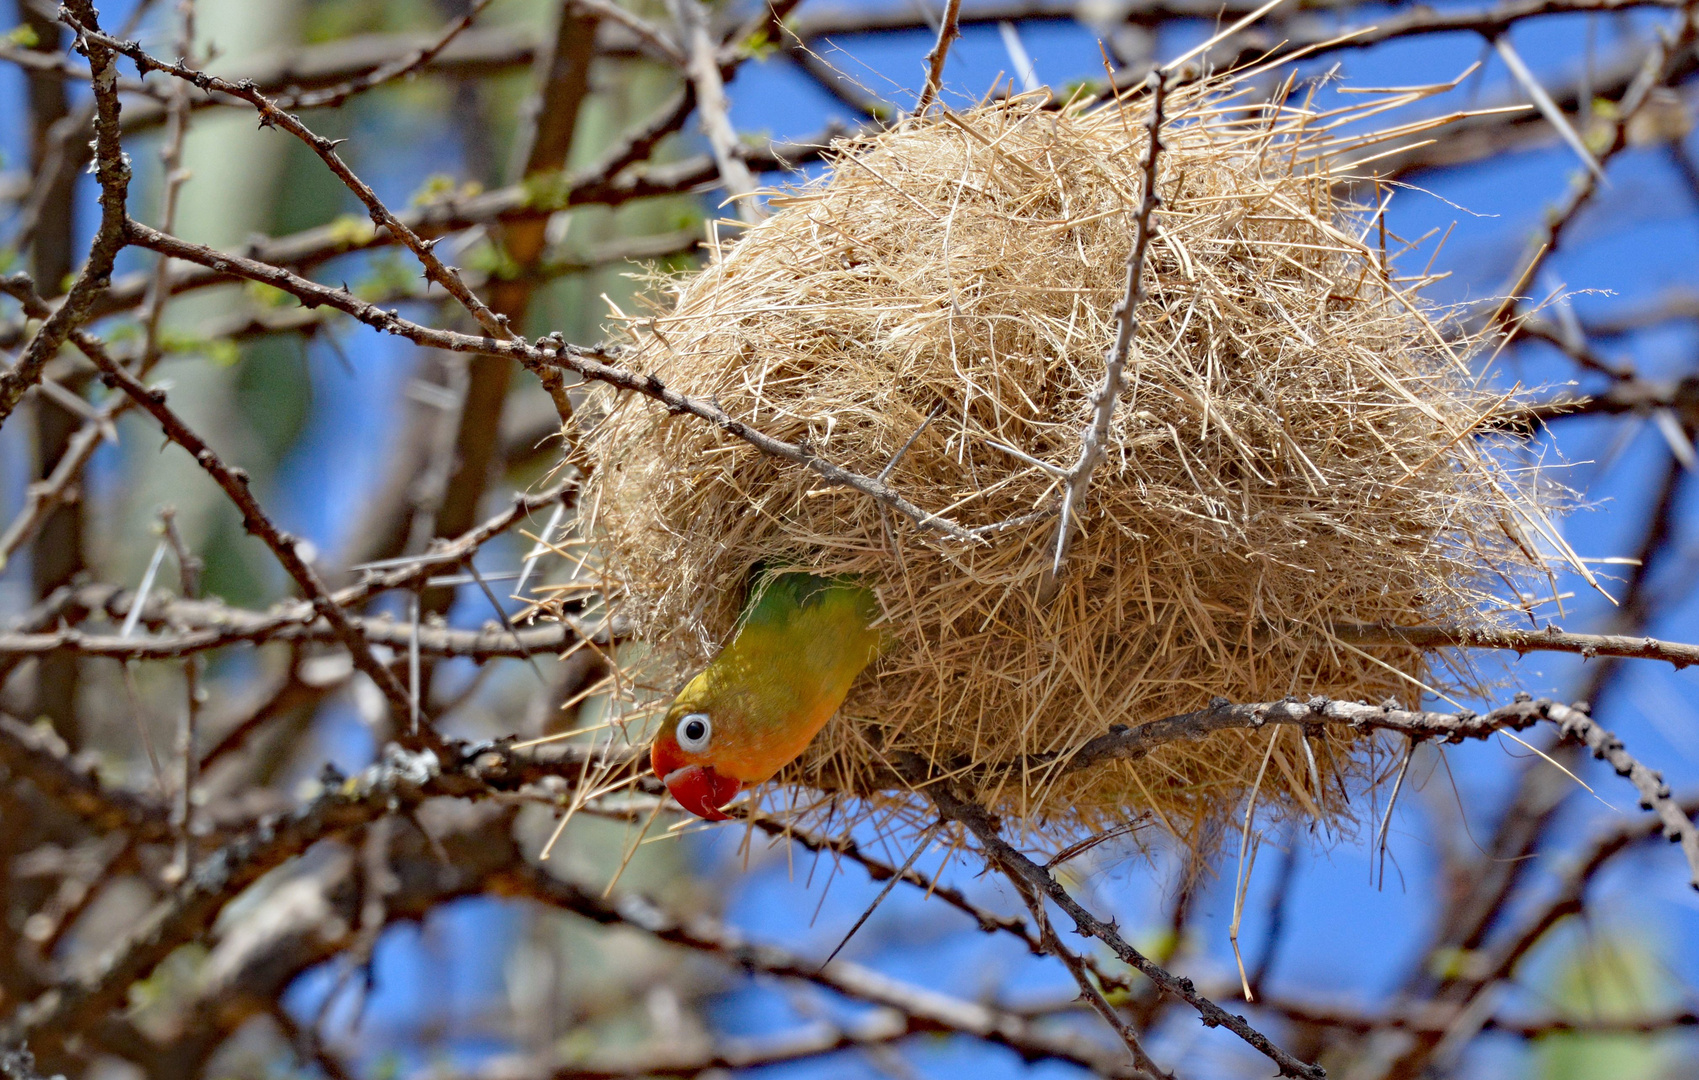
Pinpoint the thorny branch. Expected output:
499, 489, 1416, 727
118, 220, 978, 539
914, 0, 966, 114
910, 760, 1328, 1080
0, 0, 129, 426
70, 326, 431, 746
61, 17, 512, 341
499, 862, 1145, 1076
1338, 621, 1699, 669
1039, 70, 1166, 601
284, 0, 500, 111
1493, 0, 1699, 326
1550, 705, 1699, 887
1011, 879, 1168, 1079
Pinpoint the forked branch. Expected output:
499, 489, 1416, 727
906, 757, 1327, 1080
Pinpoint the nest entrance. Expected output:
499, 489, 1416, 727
574, 75, 1563, 850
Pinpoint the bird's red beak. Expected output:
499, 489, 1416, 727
662, 765, 743, 821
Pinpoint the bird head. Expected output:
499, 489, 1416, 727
647, 572, 884, 821
650, 698, 744, 821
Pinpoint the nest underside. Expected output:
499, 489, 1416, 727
572, 82, 1559, 851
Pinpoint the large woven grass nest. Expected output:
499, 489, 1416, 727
573, 76, 1564, 848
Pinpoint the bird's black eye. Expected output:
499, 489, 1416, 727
677, 712, 712, 753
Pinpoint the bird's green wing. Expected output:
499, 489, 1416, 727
739, 569, 878, 637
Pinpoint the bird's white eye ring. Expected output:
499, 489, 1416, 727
676, 713, 712, 754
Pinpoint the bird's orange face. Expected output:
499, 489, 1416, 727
650, 709, 744, 820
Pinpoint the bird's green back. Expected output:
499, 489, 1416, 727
728, 571, 883, 703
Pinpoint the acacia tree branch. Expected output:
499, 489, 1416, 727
781, 0, 1687, 43
668, 0, 761, 221
1040, 71, 1166, 601
1388, 794, 1699, 1063
1493, 0, 1699, 325
965, 696, 1575, 784
1501, 377, 1697, 431
0, 0, 829, 348
1551, 707, 1699, 887
1487, 797, 1699, 976
118, 220, 975, 540
64, 327, 433, 746
494, 862, 1145, 1076
0, 731, 655, 1057
459, 1012, 919, 1079
0, 125, 826, 351
745, 813, 1134, 991
911, 765, 1326, 1080
0, 607, 581, 661
3, 482, 580, 658
0, 0, 130, 427
0, 379, 129, 569
1011, 880, 1168, 1079
60, 17, 513, 342
0, 713, 173, 842
0, 745, 440, 1054
1336, 622, 1699, 669
914, 0, 966, 114
285, 0, 499, 110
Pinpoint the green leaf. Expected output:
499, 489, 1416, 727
410, 173, 482, 207
325, 213, 377, 249
1426, 945, 1478, 981
466, 239, 521, 281
244, 281, 295, 308
741, 27, 778, 60
521, 168, 572, 212
354, 252, 418, 301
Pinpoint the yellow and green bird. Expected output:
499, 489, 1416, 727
649, 571, 883, 820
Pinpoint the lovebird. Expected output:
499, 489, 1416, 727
649, 571, 883, 820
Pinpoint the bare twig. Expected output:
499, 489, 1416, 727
286, 0, 499, 110
63, 18, 512, 341
68, 333, 435, 749
911, 764, 1326, 1080
1012, 880, 1168, 1079
572, 0, 684, 66
1017, 694, 1575, 779
160, 505, 202, 880
668, 0, 762, 222
0, 595, 585, 661
4, 482, 581, 661
118, 221, 976, 540
137, 0, 195, 374
1038, 70, 1166, 601
0, 122, 825, 349
0, 309, 129, 566
914, 0, 966, 114
0, 745, 446, 1054
1550, 704, 1699, 887
0, 0, 130, 426
499, 862, 1145, 1076
1492, 0, 1699, 320
1337, 621, 1699, 669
